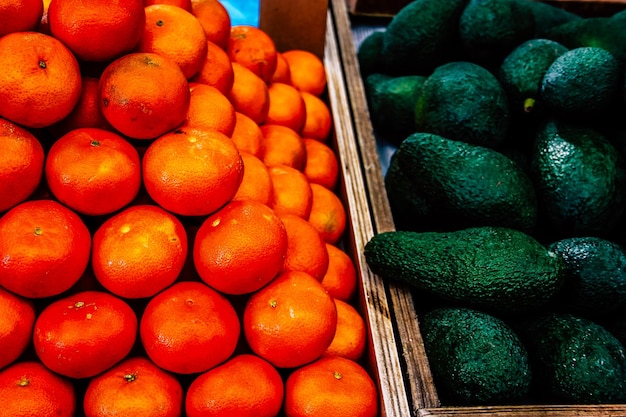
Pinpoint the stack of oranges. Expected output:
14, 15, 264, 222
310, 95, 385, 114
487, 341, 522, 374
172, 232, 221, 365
0, 0, 380, 416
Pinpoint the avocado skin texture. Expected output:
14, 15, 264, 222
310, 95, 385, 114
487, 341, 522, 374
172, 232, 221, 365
421, 307, 532, 405
459, 0, 536, 68
395, 132, 537, 232
357, 30, 384, 78
540, 47, 621, 120
498, 38, 569, 117
415, 61, 510, 148
547, 237, 626, 317
364, 73, 426, 145
518, 313, 626, 404
363, 227, 565, 313
526, 0, 582, 38
529, 119, 626, 239
380, 0, 468, 76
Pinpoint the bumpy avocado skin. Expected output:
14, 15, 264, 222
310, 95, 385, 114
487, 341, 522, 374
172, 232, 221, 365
529, 119, 626, 240
421, 307, 532, 405
518, 313, 626, 404
414, 61, 510, 148
363, 227, 565, 313
526, 0, 581, 37
357, 30, 385, 78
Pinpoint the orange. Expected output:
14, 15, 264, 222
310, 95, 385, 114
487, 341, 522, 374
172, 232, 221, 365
0, 361, 76, 417
140, 281, 240, 374
191, 40, 234, 95
230, 111, 264, 158
301, 91, 333, 142
279, 213, 329, 281
303, 137, 339, 190
193, 199, 288, 295
191, 0, 231, 50
0, 199, 91, 299
144, 0, 192, 11
323, 298, 366, 361
138, 4, 208, 79
266, 82, 307, 134
48, 0, 145, 63
271, 52, 291, 84
45, 127, 142, 216
0, 0, 44, 37
243, 270, 337, 369
268, 165, 313, 219
308, 183, 347, 244
282, 49, 327, 96
260, 124, 307, 171
49, 76, 113, 138
227, 25, 278, 84
284, 356, 378, 417
228, 62, 270, 125
0, 287, 35, 370
0, 117, 44, 213
320, 243, 358, 302
99, 52, 190, 140
232, 151, 273, 205
185, 354, 284, 417
182, 82, 236, 136
33, 290, 138, 379
84, 356, 184, 417
0, 31, 81, 129
142, 127, 243, 216
92, 204, 188, 299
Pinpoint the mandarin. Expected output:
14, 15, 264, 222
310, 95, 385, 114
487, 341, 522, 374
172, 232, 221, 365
92, 204, 188, 299
33, 290, 138, 379
284, 356, 378, 417
279, 213, 330, 281
0, 31, 81, 129
308, 183, 347, 244
144, 0, 192, 11
186, 354, 284, 417
230, 111, 265, 158
301, 91, 333, 141
321, 243, 358, 302
0, 0, 44, 37
0, 117, 44, 213
45, 127, 142, 216
182, 82, 236, 136
191, 40, 234, 94
0, 199, 91, 299
232, 151, 273, 205
138, 4, 208, 79
99, 52, 190, 139
193, 199, 288, 295
142, 127, 243, 216
323, 298, 367, 361
282, 49, 327, 96
303, 137, 339, 190
268, 165, 313, 219
227, 25, 278, 84
0, 361, 76, 417
260, 124, 307, 171
84, 356, 184, 417
191, 0, 231, 50
266, 82, 307, 134
243, 270, 337, 369
140, 281, 241, 374
0, 287, 35, 370
228, 62, 270, 125
271, 52, 292, 84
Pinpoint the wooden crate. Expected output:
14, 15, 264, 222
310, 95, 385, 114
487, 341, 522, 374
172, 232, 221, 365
326, 0, 626, 415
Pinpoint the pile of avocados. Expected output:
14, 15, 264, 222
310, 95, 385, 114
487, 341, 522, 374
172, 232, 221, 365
360, 0, 626, 407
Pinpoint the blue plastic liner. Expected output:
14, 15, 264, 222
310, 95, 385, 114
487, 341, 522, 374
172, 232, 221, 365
220, 0, 259, 26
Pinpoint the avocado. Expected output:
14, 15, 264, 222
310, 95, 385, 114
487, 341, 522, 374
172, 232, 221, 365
364, 73, 426, 145
421, 306, 532, 405
498, 38, 569, 116
540, 46, 621, 120
547, 236, 626, 317
529, 119, 626, 239
518, 312, 626, 404
380, 0, 468, 76
459, 0, 536, 69
415, 61, 510, 148
363, 226, 565, 313
393, 132, 537, 232
526, 0, 582, 37
357, 30, 385, 78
